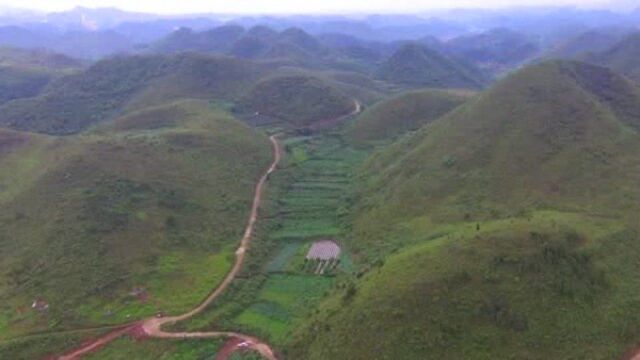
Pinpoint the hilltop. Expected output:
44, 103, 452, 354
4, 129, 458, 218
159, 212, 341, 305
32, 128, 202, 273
0, 47, 82, 105
237, 75, 355, 128
589, 32, 640, 82
0, 53, 263, 135
546, 28, 630, 60
345, 89, 469, 146
446, 28, 540, 72
151, 26, 325, 65
377, 43, 488, 89
288, 61, 640, 359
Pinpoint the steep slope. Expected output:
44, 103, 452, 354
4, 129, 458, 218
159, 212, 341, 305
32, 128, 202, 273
0, 53, 263, 135
345, 89, 469, 146
238, 75, 355, 128
546, 28, 629, 60
0, 100, 272, 338
0, 47, 82, 71
377, 43, 488, 89
0, 48, 82, 105
446, 28, 540, 70
150, 25, 246, 54
589, 32, 640, 82
288, 61, 640, 359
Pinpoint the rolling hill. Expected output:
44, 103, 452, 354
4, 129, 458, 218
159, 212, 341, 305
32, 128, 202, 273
345, 89, 470, 146
377, 43, 488, 89
0, 100, 272, 339
446, 28, 540, 71
0, 53, 263, 135
288, 60, 640, 359
589, 32, 640, 82
0, 47, 82, 105
150, 25, 246, 54
237, 75, 355, 128
546, 28, 630, 60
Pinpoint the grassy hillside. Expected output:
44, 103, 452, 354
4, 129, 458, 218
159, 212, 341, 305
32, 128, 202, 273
0, 48, 82, 105
354, 60, 640, 251
590, 32, 640, 82
0, 53, 262, 135
288, 61, 640, 359
0, 47, 82, 71
546, 29, 629, 60
238, 75, 355, 128
446, 28, 540, 71
0, 66, 51, 105
0, 100, 272, 339
377, 43, 488, 89
150, 25, 246, 54
345, 89, 470, 146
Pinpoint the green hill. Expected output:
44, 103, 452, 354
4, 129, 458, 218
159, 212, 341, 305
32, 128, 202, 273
238, 75, 355, 128
0, 47, 82, 71
150, 26, 246, 54
345, 89, 469, 146
0, 48, 82, 105
288, 61, 640, 359
0, 100, 272, 339
590, 32, 640, 82
446, 28, 540, 71
546, 29, 628, 60
0, 53, 262, 135
377, 43, 488, 89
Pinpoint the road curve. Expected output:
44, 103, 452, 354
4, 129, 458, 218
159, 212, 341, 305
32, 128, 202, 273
140, 134, 281, 359
57, 135, 281, 360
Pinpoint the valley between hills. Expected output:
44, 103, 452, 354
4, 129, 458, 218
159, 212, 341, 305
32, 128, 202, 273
0, 8, 639, 360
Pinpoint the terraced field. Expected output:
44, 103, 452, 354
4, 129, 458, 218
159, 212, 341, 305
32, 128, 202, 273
230, 134, 364, 344
170, 132, 365, 351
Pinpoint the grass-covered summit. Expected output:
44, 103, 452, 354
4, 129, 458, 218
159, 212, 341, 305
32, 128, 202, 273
0, 53, 262, 135
0, 47, 82, 106
358, 60, 640, 235
238, 75, 355, 128
345, 89, 470, 146
590, 32, 640, 82
377, 43, 488, 89
288, 60, 640, 360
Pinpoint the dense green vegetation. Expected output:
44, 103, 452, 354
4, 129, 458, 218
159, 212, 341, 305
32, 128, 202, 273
0, 53, 263, 134
0, 328, 111, 359
352, 60, 640, 255
290, 217, 638, 359
3, 18, 640, 359
446, 28, 540, 71
0, 100, 271, 340
84, 337, 224, 359
0, 47, 82, 71
0, 66, 51, 105
287, 61, 640, 359
0, 47, 82, 105
345, 89, 470, 146
377, 43, 488, 89
238, 75, 355, 128
546, 29, 629, 60
169, 134, 365, 351
590, 32, 640, 83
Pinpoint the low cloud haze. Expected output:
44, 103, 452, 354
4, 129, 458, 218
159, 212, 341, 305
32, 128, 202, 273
0, 0, 636, 14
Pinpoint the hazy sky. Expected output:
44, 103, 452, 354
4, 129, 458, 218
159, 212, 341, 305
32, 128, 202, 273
0, 0, 636, 14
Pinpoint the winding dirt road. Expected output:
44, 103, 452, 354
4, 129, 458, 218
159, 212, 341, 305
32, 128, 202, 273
52, 102, 362, 360
57, 135, 281, 360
